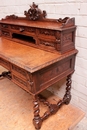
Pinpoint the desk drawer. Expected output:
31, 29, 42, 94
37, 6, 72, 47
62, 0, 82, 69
1, 24, 9, 29
2, 30, 10, 37
0, 58, 10, 70
38, 28, 56, 40
12, 74, 31, 92
10, 25, 36, 35
11, 64, 27, 80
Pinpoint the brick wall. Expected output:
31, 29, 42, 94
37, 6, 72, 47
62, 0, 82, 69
0, 0, 87, 115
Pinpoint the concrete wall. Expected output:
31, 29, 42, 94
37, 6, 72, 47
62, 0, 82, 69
0, 0, 87, 115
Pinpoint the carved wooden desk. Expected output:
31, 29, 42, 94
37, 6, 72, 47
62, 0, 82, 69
0, 2, 77, 129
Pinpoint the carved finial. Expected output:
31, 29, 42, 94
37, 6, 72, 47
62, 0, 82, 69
24, 2, 47, 20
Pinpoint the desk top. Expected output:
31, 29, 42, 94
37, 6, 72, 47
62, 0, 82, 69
0, 37, 77, 73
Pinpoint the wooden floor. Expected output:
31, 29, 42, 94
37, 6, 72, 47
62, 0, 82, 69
0, 73, 85, 130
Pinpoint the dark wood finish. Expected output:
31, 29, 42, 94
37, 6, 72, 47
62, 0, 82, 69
0, 38, 77, 95
33, 95, 42, 129
0, 2, 77, 129
0, 2, 76, 54
33, 75, 72, 129
24, 2, 47, 21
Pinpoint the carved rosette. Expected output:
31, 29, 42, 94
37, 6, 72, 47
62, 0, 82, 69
24, 2, 46, 20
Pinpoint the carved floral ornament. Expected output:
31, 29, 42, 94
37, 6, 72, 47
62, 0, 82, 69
24, 2, 70, 23
1, 2, 73, 26
24, 2, 47, 20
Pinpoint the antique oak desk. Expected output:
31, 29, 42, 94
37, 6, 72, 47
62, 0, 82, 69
0, 2, 77, 129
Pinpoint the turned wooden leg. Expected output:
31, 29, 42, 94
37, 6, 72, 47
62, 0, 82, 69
63, 74, 72, 105
38, 74, 72, 122
32, 74, 72, 129
33, 96, 42, 130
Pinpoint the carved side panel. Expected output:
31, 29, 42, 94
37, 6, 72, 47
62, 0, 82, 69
62, 32, 72, 45
61, 28, 75, 53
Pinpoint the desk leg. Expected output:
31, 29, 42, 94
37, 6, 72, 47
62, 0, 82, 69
33, 74, 72, 129
63, 74, 72, 105
33, 95, 42, 130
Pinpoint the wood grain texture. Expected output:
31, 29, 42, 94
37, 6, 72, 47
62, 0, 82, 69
0, 11, 76, 54
0, 37, 77, 73
0, 4, 78, 129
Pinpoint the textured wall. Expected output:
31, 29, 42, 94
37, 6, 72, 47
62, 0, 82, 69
0, 0, 87, 115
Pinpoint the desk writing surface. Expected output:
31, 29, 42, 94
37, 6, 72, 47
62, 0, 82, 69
0, 37, 77, 73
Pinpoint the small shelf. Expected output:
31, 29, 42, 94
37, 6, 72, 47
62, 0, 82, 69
12, 33, 35, 44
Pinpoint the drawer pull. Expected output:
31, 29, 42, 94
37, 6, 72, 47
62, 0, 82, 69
19, 27, 25, 32
56, 39, 60, 43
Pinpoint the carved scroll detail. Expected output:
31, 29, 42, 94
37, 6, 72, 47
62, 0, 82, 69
58, 17, 69, 23
24, 2, 47, 20
2, 14, 18, 20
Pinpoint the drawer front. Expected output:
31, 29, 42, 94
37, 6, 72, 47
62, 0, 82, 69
39, 39, 61, 51
38, 29, 56, 40
38, 56, 74, 86
25, 27, 36, 34
1, 24, 9, 29
11, 64, 28, 80
12, 74, 31, 92
2, 30, 10, 37
10, 25, 36, 35
11, 25, 20, 30
0, 58, 10, 70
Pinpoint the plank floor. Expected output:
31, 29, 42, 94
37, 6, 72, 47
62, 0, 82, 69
0, 67, 85, 130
